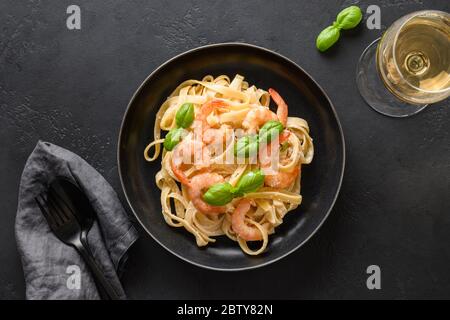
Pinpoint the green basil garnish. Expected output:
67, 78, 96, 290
175, 103, 195, 128
163, 127, 185, 151
164, 103, 193, 150
202, 170, 265, 206
234, 169, 265, 195
316, 5, 363, 52
316, 25, 340, 52
234, 135, 259, 158
336, 6, 363, 30
233, 120, 283, 158
203, 182, 235, 206
259, 120, 284, 144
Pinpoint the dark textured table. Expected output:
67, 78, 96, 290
1, 0, 449, 299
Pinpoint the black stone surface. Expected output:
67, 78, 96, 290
0, 0, 449, 299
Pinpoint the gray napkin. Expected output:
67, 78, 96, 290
15, 141, 138, 300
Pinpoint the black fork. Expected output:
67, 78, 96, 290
35, 188, 120, 300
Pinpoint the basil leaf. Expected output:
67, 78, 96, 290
203, 171, 265, 205
315, 5, 362, 52
163, 127, 185, 151
316, 25, 340, 52
235, 169, 265, 195
175, 103, 195, 128
234, 135, 259, 158
203, 182, 234, 206
259, 120, 284, 144
336, 6, 362, 30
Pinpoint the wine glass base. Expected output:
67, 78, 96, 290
356, 38, 427, 118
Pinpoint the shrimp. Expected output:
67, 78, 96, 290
170, 154, 226, 215
171, 159, 226, 214
231, 199, 263, 241
170, 157, 191, 186
203, 124, 231, 145
197, 99, 227, 125
187, 173, 227, 215
193, 99, 229, 144
259, 130, 291, 166
260, 129, 298, 189
170, 134, 211, 185
263, 166, 299, 189
242, 106, 277, 133
268, 88, 288, 126
172, 135, 210, 168
242, 88, 289, 132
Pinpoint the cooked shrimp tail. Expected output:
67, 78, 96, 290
268, 88, 288, 126
187, 173, 227, 215
231, 199, 263, 241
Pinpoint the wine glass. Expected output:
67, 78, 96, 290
356, 10, 450, 117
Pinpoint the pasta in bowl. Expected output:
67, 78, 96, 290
144, 74, 314, 255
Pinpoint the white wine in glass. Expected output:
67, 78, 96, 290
357, 10, 450, 117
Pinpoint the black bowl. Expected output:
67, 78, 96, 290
118, 43, 345, 271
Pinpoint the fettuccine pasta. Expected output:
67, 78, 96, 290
144, 74, 313, 255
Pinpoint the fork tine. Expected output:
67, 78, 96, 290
47, 190, 70, 222
35, 195, 56, 228
46, 193, 66, 226
49, 186, 76, 220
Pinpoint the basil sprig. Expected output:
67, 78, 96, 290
202, 182, 235, 206
316, 25, 341, 52
316, 5, 362, 52
163, 127, 186, 151
163, 103, 195, 150
175, 103, 195, 128
234, 120, 284, 158
202, 169, 265, 206
336, 6, 363, 30
259, 120, 284, 144
234, 135, 259, 158
233, 169, 265, 196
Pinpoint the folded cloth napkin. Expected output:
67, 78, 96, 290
15, 141, 138, 300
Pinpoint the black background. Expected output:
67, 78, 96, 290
1, 0, 449, 299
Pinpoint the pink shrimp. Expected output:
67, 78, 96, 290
259, 130, 291, 166
170, 136, 208, 185
193, 99, 230, 144
268, 88, 288, 126
197, 99, 227, 125
170, 157, 191, 186
187, 173, 227, 215
170, 158, 226, 215
260, 130, 298, 189
231, 199, 263, 241
242, 88, 289, 133
263, 166, 299, 189
171, 136, 211, 168
242, 106, 277, 133
203, 124, 231, 145
279, 130, 291, 143
195, 100, 226, 132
